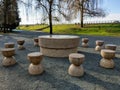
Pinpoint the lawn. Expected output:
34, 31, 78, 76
17, 23, 120, 37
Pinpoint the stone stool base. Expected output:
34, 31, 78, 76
34, 42, 39, 46
28, 64, 44, 75
34, 38, 39, 46
95, 46, 102, 51
82, 38, 89, 48
18, 45, 25, 50
82, 43, 88, 48
68, 64, 84, 77
2, 56, 16, 66
100, 58, 114, 68
95, 40, 104, 51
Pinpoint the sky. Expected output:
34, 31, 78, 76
19, 0, 120, 25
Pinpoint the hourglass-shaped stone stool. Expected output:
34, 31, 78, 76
4, 42, 15, 48
68, 53, 85, 77
17, 39, 25, 50
34, 38, 39, 46
100, 49, 115, 68
82, 38, 89, 47
27, 52, 44, 75
95, 40, 104, 51
105, 44, 117, 51
1, 48, 16, 66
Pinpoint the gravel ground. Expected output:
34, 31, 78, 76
0, 30, 120, 90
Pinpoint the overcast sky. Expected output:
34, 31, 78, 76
19, 0, 120, 24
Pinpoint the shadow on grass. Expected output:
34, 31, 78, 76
35, 25, 50, 31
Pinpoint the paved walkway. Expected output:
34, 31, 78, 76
0, 30, 120, 90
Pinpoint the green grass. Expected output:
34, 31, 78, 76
17, 24, 48, 31
17, 23, 120, 37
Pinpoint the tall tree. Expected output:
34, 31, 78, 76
66, 0, 105, 27
0, 0, 20, 32
35, 0, 67, 35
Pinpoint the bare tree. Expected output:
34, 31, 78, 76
34, 0, 67, 35
66, 0, 105, 27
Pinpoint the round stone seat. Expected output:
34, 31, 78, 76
27, 52, 44, 75
4, 42, 15, 48
1, 48, 16, 66
105, 44, 117, 50
95, 40, 104, 51
68, 53, 85, 77
100, 49, 115, 68
39, 35, 80, 57
2, 48, 15, 57
81, 38, 89, 47
69, 53, 85, 66
34, 38, 39, 46
28, 52, 43, 65
17, 39, 25, 50
96, 40, 104, 46
17, 39, 25, 45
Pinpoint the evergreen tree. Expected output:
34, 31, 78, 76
0, 0, 20, 32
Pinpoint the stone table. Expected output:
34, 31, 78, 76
38, 35, 80, 57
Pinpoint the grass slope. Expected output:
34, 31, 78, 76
17, 23, 120, 36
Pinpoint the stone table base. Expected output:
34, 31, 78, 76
40, 47, 78, 57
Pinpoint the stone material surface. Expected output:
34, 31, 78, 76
17, 39, 25, 50
39, 35, 80, 49
27, 52, 44, 75
2, 57, 16, 66
105, 44, 117, 50
82, 38, 89, 47
95, 40, 104, 51
28, 52, 43, 65
100, 49, 115, 68
100, 58, 115, 68
34, 38, 39, 46
96, 40, 104, 46
28, 64, 44, 75
68, 53, 85, 77
68, 64, 84, 77
1, 48, 16, 66
69, 53, 85, 66
39, 35, 80, 57
101, 49, 115, 59
0, 30, 120, 90
17, 39, 25, 45
4, 42, 15, 48
40, 47, 78, 57
2, 48, 15, 57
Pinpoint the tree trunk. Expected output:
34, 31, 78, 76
80, 11, 83, 28
49, 2, 53, 35
3, 0, 7, 33
80, 0, 84, 28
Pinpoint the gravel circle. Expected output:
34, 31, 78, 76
0, 30, 120, 90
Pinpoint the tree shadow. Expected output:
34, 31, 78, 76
80, 72, 120, 90
3, 63, 83, 90
35, 25, 50, 31
78, 51, 120, 76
